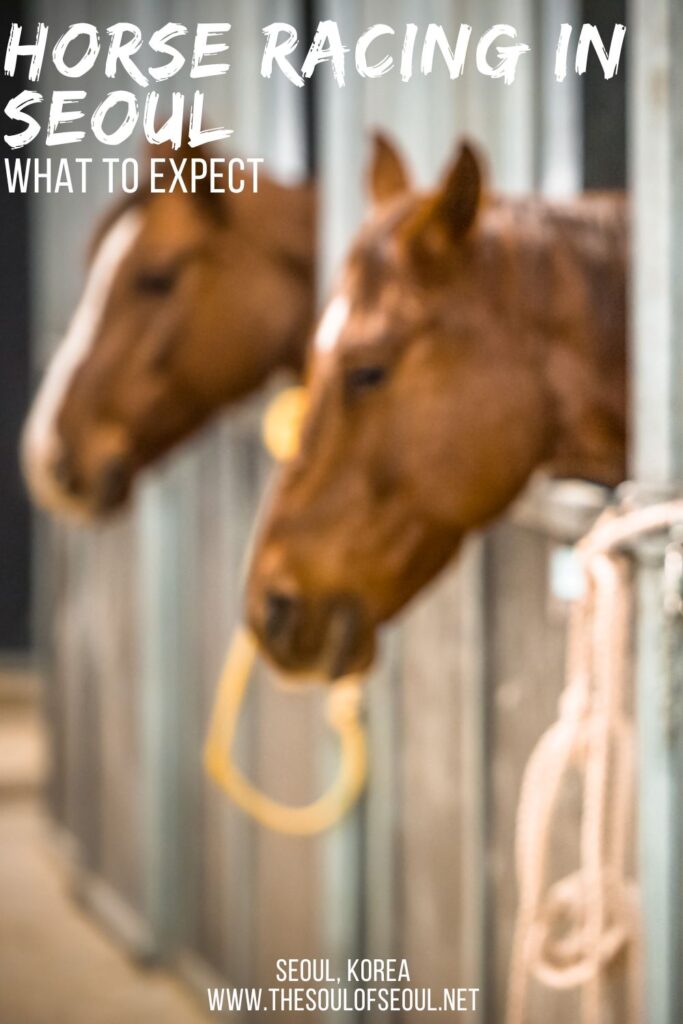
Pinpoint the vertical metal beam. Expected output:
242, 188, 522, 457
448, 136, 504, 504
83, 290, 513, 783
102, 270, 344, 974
631, 0, 683, 484
631, 0, 683, 1019
315, 6, 365, 1017
539, 0, 582, 196
492, 0, 540, 191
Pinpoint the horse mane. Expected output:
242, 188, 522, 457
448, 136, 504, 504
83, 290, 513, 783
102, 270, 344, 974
86, 166, 316, 285
235, 175, 316, 280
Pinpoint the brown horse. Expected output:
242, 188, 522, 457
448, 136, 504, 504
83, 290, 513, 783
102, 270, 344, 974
246, 134, 628, 679
22, 144, 315, 520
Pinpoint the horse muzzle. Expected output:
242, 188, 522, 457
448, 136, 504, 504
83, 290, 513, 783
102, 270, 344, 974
247, 583, 375, 681
21, 416, 134, 521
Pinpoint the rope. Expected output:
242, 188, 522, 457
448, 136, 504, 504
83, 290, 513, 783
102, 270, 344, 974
203, 387, 368, 835
507, 499, 683, 1024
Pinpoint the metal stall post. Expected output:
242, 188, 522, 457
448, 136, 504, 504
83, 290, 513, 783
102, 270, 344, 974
631, 0, 683, 1020
540, 0, 582, 198
315, 6, 366, 1015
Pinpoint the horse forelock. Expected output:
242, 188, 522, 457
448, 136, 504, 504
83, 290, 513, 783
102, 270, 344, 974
313, 198, 420, 357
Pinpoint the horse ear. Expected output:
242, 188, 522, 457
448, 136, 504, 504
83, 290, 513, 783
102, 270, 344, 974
432, 140, 483, 239
368, 131, 410, 204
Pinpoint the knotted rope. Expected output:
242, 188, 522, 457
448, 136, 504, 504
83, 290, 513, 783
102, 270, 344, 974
507, 499, 683, 1024
203, 387, 368, 835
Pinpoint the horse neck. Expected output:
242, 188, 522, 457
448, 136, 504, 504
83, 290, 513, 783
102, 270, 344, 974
486, 193, 629, 487
238, 178, 317, 375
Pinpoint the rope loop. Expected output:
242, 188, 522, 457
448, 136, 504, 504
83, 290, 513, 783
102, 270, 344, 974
528, 871, 636, 991
506, 498, 683, 1024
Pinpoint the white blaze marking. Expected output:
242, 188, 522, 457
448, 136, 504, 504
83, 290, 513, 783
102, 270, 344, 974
22, 208, 143, 511
315, 293, 350, 354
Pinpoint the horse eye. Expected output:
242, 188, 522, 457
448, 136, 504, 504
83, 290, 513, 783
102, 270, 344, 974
345, 364, 388, 398
136, 267, 178, 296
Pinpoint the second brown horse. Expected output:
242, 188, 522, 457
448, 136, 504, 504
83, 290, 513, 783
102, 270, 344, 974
247, 134, 628, 679
22, 143, 315, 520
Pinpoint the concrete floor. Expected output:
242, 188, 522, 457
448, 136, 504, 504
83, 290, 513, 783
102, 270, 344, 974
0, 678, 209, 1024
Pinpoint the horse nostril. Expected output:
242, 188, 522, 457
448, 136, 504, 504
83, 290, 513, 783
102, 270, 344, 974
97, 456, 130, 510
52, 451, 81, 495
264, 589, 299, 644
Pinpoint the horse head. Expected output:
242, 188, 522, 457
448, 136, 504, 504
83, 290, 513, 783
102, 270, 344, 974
246, 134, 627, 679
22, 142, 315, 519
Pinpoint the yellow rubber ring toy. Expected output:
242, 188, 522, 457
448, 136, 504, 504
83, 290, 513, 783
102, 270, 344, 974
203, 628, 367, 836
204, 387, 368, 835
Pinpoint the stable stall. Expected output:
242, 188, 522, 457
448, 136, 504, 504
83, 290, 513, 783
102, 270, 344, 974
32, 1, 683, 1022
